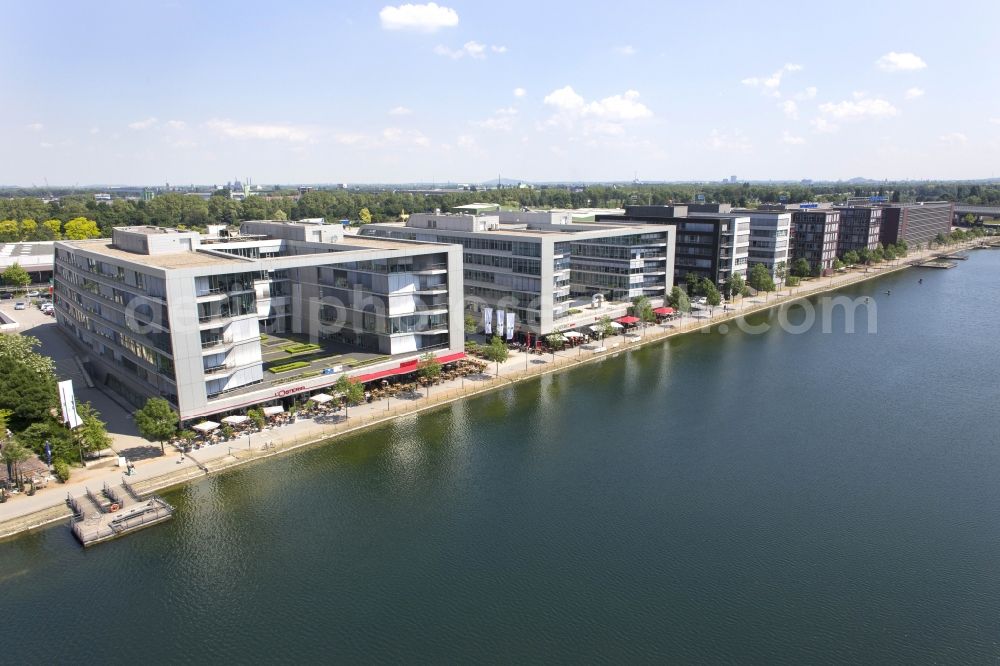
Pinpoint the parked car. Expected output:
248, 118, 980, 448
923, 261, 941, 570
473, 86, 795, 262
0, 292, 12, 300
694, 296, 708, 305
14, 302, 27, 310
26, 290, 40, 297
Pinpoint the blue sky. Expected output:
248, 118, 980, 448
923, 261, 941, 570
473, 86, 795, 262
3, 0, 999, 185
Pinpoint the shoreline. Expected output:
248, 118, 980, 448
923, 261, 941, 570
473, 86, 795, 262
0, 242, 987, 543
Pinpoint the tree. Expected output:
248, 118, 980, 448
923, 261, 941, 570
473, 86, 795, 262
0, 356, 57, 431
2, 262, 31, 291
749, 263, 776, 292
482, 335, 510, 375
19, 219, 37, 241
0, 437, 31, 489
0, 220, 17, 243
63, 217, 101, 240
790, 258, 811, 279
727, 273, 746, 301
464, 313, 477, 335
41, 219, 62, 240
858, 247, 873, 265
545, 330, 567, 350
75, 402, 112, 461
418, 352, 442, 383
832, 258, 846, 271
358, 207, 373, 225
630, 295, 655, 324
872, 243, 885, 263
247, 407, 266, 430
842, 250, 859, 266
133, 397, 178, 454
333, 375, 364, 410
595, 315, 616, 341
704, 281, 722, 311
670, 287, 691, 315
685, 272, 701, 296
895, 240, 908, 256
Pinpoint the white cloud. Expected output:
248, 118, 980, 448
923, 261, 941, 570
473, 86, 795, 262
742, 63, 803, 97
614, 45, 637, 56
26, 122, 44, 132
818, 96, 898, 120
795, 86, 818, 100
990, 117, 1000, 125
544, 85, 586, 112
542, 86, 652, 138
382, 127, 430, 146
205, 119, 310, 142
904, 87, 925, 100
89, 127, 100, 135
388, 106, 412, 116
876, 51, 927, 72
781, 100, 799, 119
379, 3, 458, 32
513, 87, 526, 98
473, 107, 518, 131
810, 117, 839, 133
491, 45, 507, 53
939, 132, 968, 145
434, 40, 487, 59
128, 117, 158, 130
707, 129, 751, 152
335, 133, 368, 145
165, 120, 187, 130
781, 131, 806, 145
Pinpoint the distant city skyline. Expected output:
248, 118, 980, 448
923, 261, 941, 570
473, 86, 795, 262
3, 0, 999, 185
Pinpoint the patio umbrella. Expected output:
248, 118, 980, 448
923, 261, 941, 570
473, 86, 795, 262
653, 307, 674, 315
309, 393, 334, 404
262, 405, 285, 416
609, 321, 624, 329
563, 331, 583, 339
192, 421, 220, 433
221, 415, 248, 425
615, 316, 640, 325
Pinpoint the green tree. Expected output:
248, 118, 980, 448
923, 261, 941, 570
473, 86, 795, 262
133, 397, 178, 454
704, 281, 722, 311
895, 240, 908, 256
749, 263, 776, 292
858, 247, 873, 265
2, 262, 31, 291
464, 313, 477, 335
63, 217, 101, 240
0, 356, 57, 431
669, 286, 691, 315
595, 315, 616, 341
842, 250, 859, 266
41, 219, 62, 240
832, 258, 846, 271
630, 295, 655, 324
790, 258, 811, 278
0, 219, 18, 243
75, 402, 112, 461
334, 374, 364, 409
418, 352, 442, 383
727, 273, 746, 301
1, 437, 32, 488
247, 407, 266, 430
19, 219, 37, 241
545, 330, 567, 350
482, 335, 510, 375
358, 207, 373, 224
685, 272, 701, 296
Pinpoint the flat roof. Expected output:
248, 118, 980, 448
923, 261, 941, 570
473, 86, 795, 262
64, 240, 246, 269
368, 221, 671, 240
332, 235, 447, 251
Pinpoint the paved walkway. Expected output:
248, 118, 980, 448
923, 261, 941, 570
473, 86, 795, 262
0, 241, 987, 538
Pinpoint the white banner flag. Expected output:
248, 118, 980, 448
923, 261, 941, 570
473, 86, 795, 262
496, 309, 505, 338
58, 379, 83, 429
484, 307, 493, 335
505, 312, 515, 340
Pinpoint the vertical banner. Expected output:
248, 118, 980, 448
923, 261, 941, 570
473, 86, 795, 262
505, 312, 515, 340
496, 309, 505, 337
58, 379, 83, 429
484, 307, 493, 335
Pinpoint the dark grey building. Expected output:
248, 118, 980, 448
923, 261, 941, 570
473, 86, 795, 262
791, 209, 840, 274
879, 202, 953, 247
835, 206, 882, 255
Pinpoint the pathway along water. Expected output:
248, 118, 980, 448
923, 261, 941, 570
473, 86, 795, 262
3, 250, 1000, 663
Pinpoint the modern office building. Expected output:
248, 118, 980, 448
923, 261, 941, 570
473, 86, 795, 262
790, 209, 840, 274
879, 202, 953, 247
360, 212, 674, 335
596, 205, 750, 288
738, 211, 792, 283
0, 241, 55, 286
53, 222, 464, 421
835, 206, 882, 254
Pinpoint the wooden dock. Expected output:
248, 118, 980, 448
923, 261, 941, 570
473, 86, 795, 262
69, 479, 174, 547
913, 259, 958, 269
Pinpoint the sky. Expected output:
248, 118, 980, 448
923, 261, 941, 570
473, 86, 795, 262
3, 0, 1000, 186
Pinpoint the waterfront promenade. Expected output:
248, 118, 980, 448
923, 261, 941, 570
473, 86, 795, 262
0, 241, 988, 541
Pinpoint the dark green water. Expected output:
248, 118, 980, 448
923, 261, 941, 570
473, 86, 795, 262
3, 252, 1000, 663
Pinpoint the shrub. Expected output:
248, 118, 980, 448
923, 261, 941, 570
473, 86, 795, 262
268, 361, 310, 374
283, 343, 321, 355
53, 460, 71, 483
786, 276, 801, 287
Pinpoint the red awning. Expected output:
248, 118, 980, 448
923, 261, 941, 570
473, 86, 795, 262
653, 307, 675, 315
436, 351, 466, 364
615, 315, 640, 324
355, 368, 399, 383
